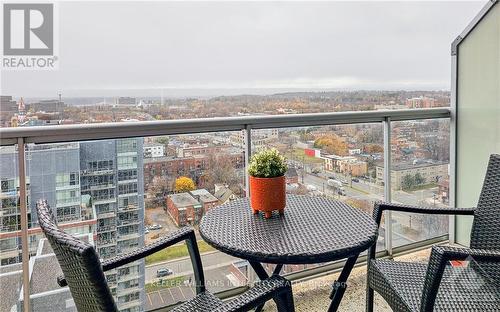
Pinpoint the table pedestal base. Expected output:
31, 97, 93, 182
249, 254, 360, 312
328, 254, 359, 312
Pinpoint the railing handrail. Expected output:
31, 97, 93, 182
0, 108, 450, 146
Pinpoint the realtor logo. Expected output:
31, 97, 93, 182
2, 3, 58, 70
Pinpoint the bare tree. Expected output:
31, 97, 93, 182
204, 154, 242, 195
147, 176, 169, 207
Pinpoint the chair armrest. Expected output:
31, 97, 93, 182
420, 245, 500, 312
58, 227, 206, 294
372, 202, 476, 227
101, 227, 193, 271
215, 275, 292, 312
366, 202, 475, 262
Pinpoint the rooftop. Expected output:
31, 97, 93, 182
190, 189, 219, 203
168, 192, 201, 208
376, 160, 448, 171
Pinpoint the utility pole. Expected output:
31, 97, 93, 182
349, 168, 353, 188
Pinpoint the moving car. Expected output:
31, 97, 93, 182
327, 179, 343, 188
156, 268, 173, 277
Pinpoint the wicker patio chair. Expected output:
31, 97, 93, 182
366, 154, 500, 312
36, 200, 294, 312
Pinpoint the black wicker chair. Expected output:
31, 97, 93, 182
36, 200, 294, 312
366, 154, 500, 312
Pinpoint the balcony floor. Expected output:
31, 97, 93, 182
262, 248, 431, 311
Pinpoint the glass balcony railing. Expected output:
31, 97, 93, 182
0, 108, 452, 312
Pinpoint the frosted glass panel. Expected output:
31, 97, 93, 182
456, 5, 500, 245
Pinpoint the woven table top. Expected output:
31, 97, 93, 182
199, 194, 378, 264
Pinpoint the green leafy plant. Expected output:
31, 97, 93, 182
248, 148, 288, 178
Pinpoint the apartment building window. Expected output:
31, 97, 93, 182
117, 140, 138, 153
1, 215, 20, 231
118, 169, 138, 181
0, 237, 18, 251
118, 291, 140, 304
119, 196, 138, 209
118, 279, 139, 291
1, 197, 17, 209
117, 238, 139, 251
88, 174, 113, 186
118, 212, 138, 222
118, 156, 138, 169
118, 225, 139, 235
94, 189, 115, 201
56, 205, 79, 222
56, 189, 80, 205
88, 160, 114, 171
98, 218, 116, 227
56, 172, 80, 187
1, 256, 19, 265
118, 183, 138, 195
1, 179, 15, 193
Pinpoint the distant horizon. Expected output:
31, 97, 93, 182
8, 88, 452, 101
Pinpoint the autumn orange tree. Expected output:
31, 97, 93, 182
364, 143, 383, 154
313, 134, 348, 156
175, 176, 196, 192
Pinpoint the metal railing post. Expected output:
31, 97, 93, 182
383, 118, 393, 256
244, 125, 252, 198
18, 138, 30, 312
449, 49, 458, 245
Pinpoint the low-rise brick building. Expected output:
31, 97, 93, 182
166, 193, 203, 226
143, 148, 244, 190
189, 189, 220, 213
166, 189, 221, 226
323, 154, 368, 177
143, 155, 207, 190
376, 161, 448, 190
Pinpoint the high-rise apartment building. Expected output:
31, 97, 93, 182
80, 139, 145, 312
0, 138, 145, 312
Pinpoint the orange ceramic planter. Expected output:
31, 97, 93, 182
249, 175, 286, 218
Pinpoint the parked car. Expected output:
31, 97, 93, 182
145, 229, 150, 234
306, 184, 317, 191
150, 224, 163, 230
352, 178, 359, 183
156, 268, 173, 277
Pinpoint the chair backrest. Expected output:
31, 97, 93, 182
36, 200, 117, 312
470, 154, 500, 250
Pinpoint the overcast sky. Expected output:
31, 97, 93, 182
1, 1, 486, 98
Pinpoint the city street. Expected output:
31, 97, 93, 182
299, 168, 445, 242
145, 251, 239, 283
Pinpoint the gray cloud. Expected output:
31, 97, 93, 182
1, 1, 486, 97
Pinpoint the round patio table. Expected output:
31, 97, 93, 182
199, 194, 378, 312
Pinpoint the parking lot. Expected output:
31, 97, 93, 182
145, 207, 179, 244
145, 266, 240, 310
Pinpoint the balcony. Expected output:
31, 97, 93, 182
97, 224, 117, 233
1, 1, 499, 311
0, 107, 453, 312
97, 211, 116, 219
